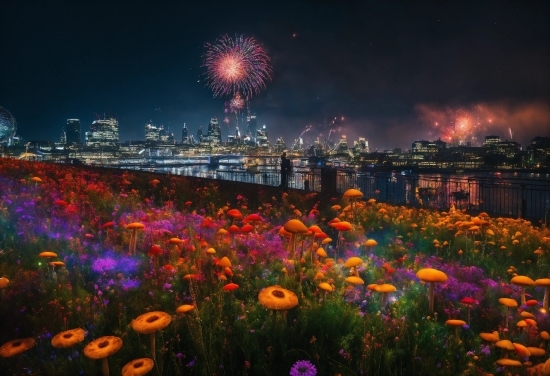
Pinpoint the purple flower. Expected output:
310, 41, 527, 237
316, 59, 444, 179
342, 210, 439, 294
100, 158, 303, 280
92, 257, 117, 273
121, 279, 140, 290
290, 360, 317, 376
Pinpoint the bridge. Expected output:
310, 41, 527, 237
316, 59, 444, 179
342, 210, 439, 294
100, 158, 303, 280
115, 154, 244, 168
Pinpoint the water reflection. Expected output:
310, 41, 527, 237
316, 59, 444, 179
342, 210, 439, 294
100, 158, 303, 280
123, 157, 550, 221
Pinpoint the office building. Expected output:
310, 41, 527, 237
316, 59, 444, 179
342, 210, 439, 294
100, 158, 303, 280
85, 116, 119, 149
182, 123, 189, 144
66, 119, 81, 145
196, 126, 203, 143
256, 124, 268, 147
145, 122, 162, 143
247, 114, 257, 144
206, 118, 222, 144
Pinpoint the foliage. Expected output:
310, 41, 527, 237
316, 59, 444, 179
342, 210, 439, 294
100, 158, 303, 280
0, 159, 549, 375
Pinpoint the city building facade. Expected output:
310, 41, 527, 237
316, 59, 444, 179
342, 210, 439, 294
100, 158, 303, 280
65, 119, 81, 146
247, 114, 257, 144
85, 116, 119, 149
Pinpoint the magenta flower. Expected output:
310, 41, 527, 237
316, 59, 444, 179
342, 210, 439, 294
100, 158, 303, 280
290, 360, 317, 376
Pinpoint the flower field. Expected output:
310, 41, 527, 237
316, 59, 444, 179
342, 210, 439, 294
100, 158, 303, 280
0, 159, 549, 375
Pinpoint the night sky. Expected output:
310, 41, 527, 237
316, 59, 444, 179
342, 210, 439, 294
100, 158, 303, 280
1, 0, 549, 149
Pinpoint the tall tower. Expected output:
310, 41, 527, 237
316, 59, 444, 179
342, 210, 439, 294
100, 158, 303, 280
257, 124, 268, 146
197, 126, 203, 143
182, 123, 188, 144
207, 118, 222, 144
65, 119, 81, 145
247, 114, 257, 144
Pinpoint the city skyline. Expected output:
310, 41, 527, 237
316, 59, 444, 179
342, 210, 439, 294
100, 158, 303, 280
14, 112, 549, 151
1, 0, 549, 149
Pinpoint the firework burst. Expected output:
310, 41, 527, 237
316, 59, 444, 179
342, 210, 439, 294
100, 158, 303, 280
228, 93, 245, 114
203, 34, 271, 99
416, 104, 489, 145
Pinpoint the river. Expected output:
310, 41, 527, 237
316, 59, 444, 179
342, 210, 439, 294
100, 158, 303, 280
120, 156, 550, 222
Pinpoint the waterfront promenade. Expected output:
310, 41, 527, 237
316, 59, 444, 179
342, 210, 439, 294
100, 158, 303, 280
118, 161, 550, 223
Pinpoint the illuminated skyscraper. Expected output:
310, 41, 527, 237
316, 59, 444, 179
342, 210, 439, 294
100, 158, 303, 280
357, 137, 368, 152
247, 114, 257, 144
85, 115, 119, 149
256, 124, 268, 147
65, 119, 81, 145
197, 126, 203, 143
206, 118, 222, 144
159, 127, 174, 144
145, 122, 162, 143
182, 123, 189, 144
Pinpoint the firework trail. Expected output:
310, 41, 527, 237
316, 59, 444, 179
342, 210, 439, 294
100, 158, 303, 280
291, 125, 313, 149
318, 116, 345, 143
299, 124, 312, 139
509, 127, 513, 140
203, 34, 272, 99
222, 93, 246, 129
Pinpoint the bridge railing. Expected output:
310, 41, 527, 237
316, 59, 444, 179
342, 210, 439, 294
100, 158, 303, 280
123, 165, 549, 222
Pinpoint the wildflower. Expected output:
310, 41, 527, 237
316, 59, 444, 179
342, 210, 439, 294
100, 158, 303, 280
121, 279, 140, 290
290, 360, 317, 376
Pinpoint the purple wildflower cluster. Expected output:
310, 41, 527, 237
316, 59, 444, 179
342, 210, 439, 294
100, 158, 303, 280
91, 251, 140, 275
290, 360, 317, 376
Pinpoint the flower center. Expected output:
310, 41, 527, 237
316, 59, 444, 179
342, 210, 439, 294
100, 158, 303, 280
146, 315, 159, 323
